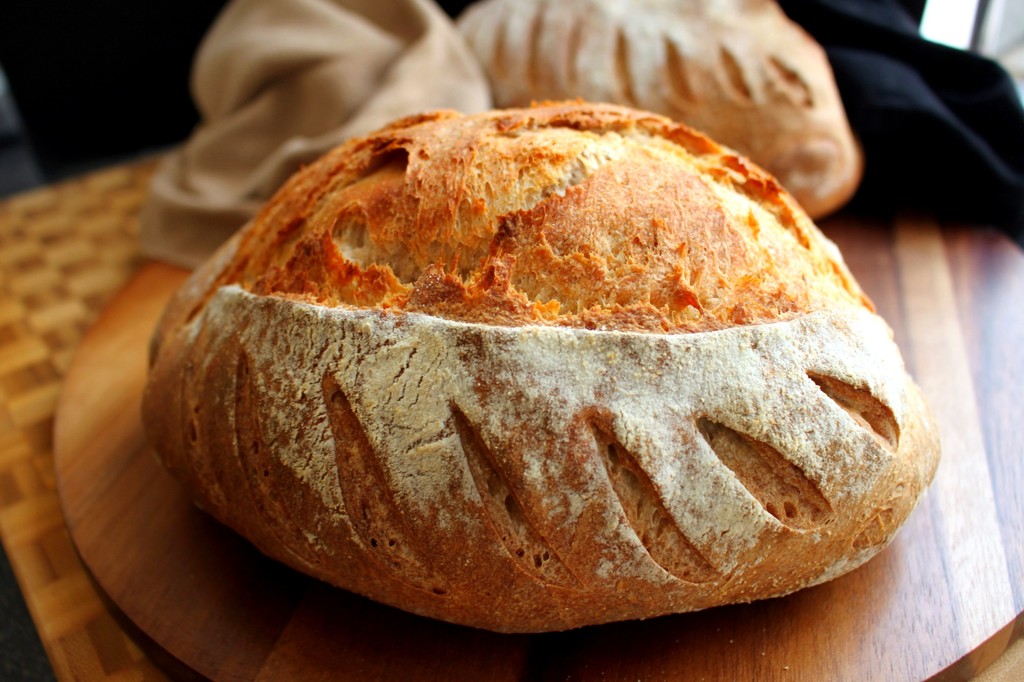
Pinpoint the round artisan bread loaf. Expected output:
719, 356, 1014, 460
142, 102, 939, 633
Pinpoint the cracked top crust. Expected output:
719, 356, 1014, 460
143, 102, 939, 633
204, 101, 869, 333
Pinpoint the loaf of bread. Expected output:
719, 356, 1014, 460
457, 0, 864, 219
142, 102, 938, 633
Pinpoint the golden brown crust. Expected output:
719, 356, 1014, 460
211, 102, 869, 333
143, 102, 939, 633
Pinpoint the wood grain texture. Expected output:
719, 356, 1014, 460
47, 211, 1024, 680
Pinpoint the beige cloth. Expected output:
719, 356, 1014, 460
139, 0, 492, 268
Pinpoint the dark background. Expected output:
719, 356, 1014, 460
0, 1, 229, 193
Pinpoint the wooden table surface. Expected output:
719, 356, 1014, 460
1, 160, 1023, 681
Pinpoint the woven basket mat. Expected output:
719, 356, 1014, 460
0, 160, 168, 681
1, 160, 1022, 682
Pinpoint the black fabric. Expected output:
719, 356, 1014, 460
777, 0, 1024, 235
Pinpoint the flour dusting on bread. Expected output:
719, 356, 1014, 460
143, 102, 938, 632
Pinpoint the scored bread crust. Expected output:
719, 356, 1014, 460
143, 102, 938, 632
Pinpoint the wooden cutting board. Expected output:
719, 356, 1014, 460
52, 216, 1024, 681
